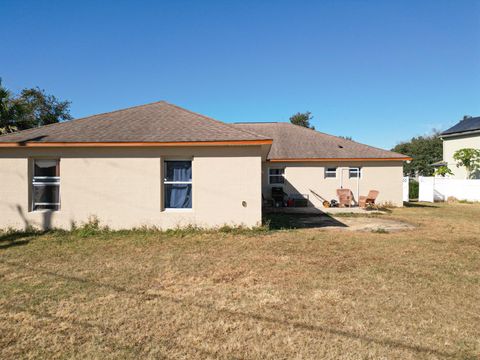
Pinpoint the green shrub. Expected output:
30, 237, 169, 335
371, 228, 389, 234
72, 216, 108, 238
409, 180, 419, 200
2, 220, 271, 240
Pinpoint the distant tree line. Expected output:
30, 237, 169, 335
392, 131, 443, 176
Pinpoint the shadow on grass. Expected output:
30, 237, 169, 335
0, 258, 456, 358
403, 202, 439, 208
264, 213, 347, 230
0, 230, 46, 250
0, 239, 30, 250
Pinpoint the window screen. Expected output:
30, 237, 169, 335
32, 159, 60, 211
325, 167, 337, 178
164, 161, 192, 209
349, 167, 361, 178
269, 168, 285, 184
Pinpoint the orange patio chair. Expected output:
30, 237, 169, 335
336, 188, 353, 207
359, 190, 379, 208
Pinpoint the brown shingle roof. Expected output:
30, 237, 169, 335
233, 122, 409, 160
0, 101, 270, 144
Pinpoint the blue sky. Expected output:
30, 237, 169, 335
1, 0, 479, 149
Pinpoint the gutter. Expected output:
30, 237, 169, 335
268, 157, 412, 162
440, 129, 480, 139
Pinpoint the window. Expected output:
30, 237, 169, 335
325, 167, 337, 178
32, 159, 60, 211
164, 160, 192, 209
349, 167, 361, 178
269, 168, 285, 184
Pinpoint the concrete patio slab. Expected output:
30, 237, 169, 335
264, 207, 415, 232
264, 206, 384, 215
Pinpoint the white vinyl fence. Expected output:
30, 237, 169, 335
418, 176, 480, 202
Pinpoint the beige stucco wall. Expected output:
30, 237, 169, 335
443, 134, 480, 179
0, 146, 262, 230
262, 161, 404, 207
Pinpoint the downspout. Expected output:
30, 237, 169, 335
340, 167, 344, 189
356, 168, 360, 206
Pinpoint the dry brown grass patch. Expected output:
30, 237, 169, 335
0, 202, 479, 359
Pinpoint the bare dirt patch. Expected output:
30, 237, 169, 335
332, 216, 416, 232
266, 212, 415, 232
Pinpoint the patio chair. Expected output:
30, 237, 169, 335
336, 188, 353, 207
262, 194, 273, 208
271, 187, 287, 207
359, 190, 379, 208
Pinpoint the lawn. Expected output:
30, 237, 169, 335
0, 203, 479, 359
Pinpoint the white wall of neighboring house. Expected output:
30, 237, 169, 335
442, 133, 480, 179
419, 130, 480, 202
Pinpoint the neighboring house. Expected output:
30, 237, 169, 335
0, 101, 409, 230
440, 116, 480, 179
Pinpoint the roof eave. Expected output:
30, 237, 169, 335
0, 139, 273, 148
268, 157, 412, 162
440, 129, 480, 138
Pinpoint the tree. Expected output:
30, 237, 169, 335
17, 87, 72, 129
339, 136, 353, 141
453, 148, 480, 179
391, 131, 443, 176
0, 79, 23, 134
0, 79, 72, 134
434, 165, 453, 177
289, 111, 314, 129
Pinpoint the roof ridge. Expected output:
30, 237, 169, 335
237, 121, 403, 156
0, 101, 275, 144
298, 123, 405, 155
0, 100, 168, 139
161, 102, 271, 140
234, 121, 280, 124
73, 100, 168, 120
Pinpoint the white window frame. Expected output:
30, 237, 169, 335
349, 167, 362, 179
325, 167, 337, 178
31, 159, 60, 211
164, 160, 193, 210
268, 168, 285, 184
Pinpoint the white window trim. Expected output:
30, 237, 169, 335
348, 167, 362, 179
33, 176, 60, 180
31, 159, 61, 212
164, 208, 193, 212
268, 167, 285, 185
163, 160, 193, 210
324, 167, 337, 178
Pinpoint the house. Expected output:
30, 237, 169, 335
0, 101, 409, 230
233, 122, 408, 208
440, 116, 480, 179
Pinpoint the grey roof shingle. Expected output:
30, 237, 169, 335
0, 101, 269, 143
441, 116, 480, 136
0, 101, 409, 160
233, 122, 408, 160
